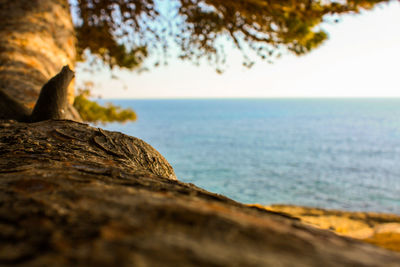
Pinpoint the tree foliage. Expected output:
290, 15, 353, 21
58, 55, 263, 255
72, 0, 393, 70
73, 89, 137, 123
70, 0, 392, 123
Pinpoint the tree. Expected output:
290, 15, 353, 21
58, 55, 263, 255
0, 0, 393, 122
1, 2, 400, 264
74, 0, 393, 70
0, 0, 80, 120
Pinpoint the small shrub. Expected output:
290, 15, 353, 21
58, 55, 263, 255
73, 90, 136, 124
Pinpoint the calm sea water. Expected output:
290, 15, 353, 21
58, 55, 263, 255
100, 99, 400, 214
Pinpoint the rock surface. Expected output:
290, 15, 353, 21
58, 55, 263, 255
260, 204, 400, 253
1, 120, 400, 266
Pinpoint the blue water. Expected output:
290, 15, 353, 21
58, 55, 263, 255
100, 99, 400, 214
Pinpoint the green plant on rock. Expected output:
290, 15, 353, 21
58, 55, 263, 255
73, 89, 136, 124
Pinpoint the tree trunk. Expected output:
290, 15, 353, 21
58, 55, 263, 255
0, 0, 80, 121
1, 119, 400, 266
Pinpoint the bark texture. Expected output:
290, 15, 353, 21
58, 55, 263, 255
0, 0, 80, 121
1, 120, 400, 266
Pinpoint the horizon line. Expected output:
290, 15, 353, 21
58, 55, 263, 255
96, 96, 400, 100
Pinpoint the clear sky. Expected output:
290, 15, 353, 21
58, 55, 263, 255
77, 1, 400, 99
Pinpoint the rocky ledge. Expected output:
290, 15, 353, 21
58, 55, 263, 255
258, 204, 400, 253
1, 120, 400, 266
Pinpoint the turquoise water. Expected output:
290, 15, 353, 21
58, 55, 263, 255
100, 99, 400, 214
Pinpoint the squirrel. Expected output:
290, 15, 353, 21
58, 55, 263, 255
0, 65, 75, 122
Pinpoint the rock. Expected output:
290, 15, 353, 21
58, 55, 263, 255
262, 204, 400, 253
1, 120, 400, 266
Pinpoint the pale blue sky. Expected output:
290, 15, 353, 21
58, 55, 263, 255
77, 1, 400, 99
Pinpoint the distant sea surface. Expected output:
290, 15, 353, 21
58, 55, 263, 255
100, 99, 400, 214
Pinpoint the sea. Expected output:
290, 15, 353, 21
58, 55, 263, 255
99, 98, 400, 214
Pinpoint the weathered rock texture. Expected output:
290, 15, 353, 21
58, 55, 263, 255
1, 120, 400, 266
0, 0, 80, 120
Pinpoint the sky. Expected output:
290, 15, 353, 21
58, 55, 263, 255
77, 1, 400, 99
